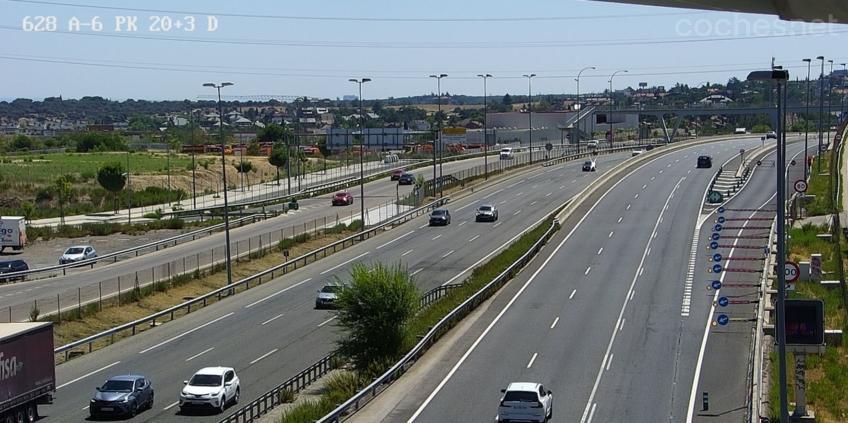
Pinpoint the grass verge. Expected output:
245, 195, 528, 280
806, 151, 834, 216
27, 217, 222, 241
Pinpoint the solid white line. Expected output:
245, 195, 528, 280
587, 403, 597, 423
139, 312, 234, 354
186, 347, 215, 362
319, 252, 369, 275
606, 353, 614, 371
56, 361, 121, 389
585, 267, 591, 276
526, 353, 538, 368
441, 250, 455, 259
261, 313, 284, 326
402, 249, 414, 256
245, 278, 312, 308
550, 317, 560, 329
432, 234, 442, 240
318, 316, 337, 327
468, 235, 480, 242
376, 230, 414, 249
597, 247, 603, 255
163, 401, 179, 411
569, 289, 577, 300
608, 231, 614, 238
250, 348, 279, 365
411, 268, 424, 277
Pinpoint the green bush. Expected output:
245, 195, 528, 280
347, 219, 363, 232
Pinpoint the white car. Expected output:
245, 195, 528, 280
315, 283, 343, 309
766, 131, 777, 139
59, 245, 97, 264
179, 367, 240, 414
581, 160, 596, 172
496, 382, 553, 423
631, 149, 646, 157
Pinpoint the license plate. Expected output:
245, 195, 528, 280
100, 407, 113, 412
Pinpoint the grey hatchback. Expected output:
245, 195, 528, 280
90, 375, 154, 419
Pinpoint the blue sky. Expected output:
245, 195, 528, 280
2, 0, 846, 101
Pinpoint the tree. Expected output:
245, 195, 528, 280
268, 144, 287, 185
257, 124, 287, 143
53, 175, 72, 225
11, 135, 35, 151
96, 162, 126, 213
502, 93, 513, 105
335, 263, 419, 373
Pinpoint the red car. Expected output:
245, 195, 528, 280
390, 168, 406, 181
332, 192, 354, 206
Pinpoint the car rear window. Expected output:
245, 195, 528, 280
189, 374, 222, 386
479, 206, 492, 211
432, 210, 447, 215
503, 390, 538, 402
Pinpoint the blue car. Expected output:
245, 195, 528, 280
90, 375, 154, 419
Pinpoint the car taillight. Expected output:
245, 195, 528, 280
500, 401, 511, 407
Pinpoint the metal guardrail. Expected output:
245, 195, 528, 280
54, 197, 447, 360
217, 283, 463, 423
316, 217, 560, 423
2, 214, 262, 282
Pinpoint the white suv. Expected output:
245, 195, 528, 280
496, 382, 553, 423
179, 367, 240, 414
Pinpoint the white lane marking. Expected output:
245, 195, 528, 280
250, 348, 279, 365
82, 406, 89, 410
56, 361, 121, 390
139, 312, 234, 354
569, 289, 577, 300
560, 185, 566, 189
647, 247, 651, 256
320, 252, 369, 275
245, 278, 312, 308
261, 313, 285, 326
608, 231, 614, 238
516, 192, 524, 197
634, 193, 639, 199
580, 176, 686, 423
606, 353, 614, 371
164, 401, 180, 411
469, 235, 480, 242
441, 250, 455, 259
584, 267, 591, 276
432, 234, 443, 240
455, 203, 472, 211
571, 179, 577, 184
619, 318, 626, 331
500, 200, 508, 205
639, 268, 644, 276
483, 189, 504, 200
530, 201, 537, 206
418, 224, 429, 229
642, 184, 647, 189
651, 176, 655, 181
409, 146, 684, 422
318, 316, 337, 327
411, 268, 424, 277
617, 217, 623, 223
550, 317, 560, 329
626, 204, 631, 211
376, 230, 415, 249
458, 221, 467, 227
545, 192, 553, 197
630, 290, 635, 301
659, 170, 664, 174
513, 209, 522, 216
402, 249, 414, 256
597, 247, 603, 255
493, 222, 502, 229
688, 169, 692, 174
587, 403, 598, 423
186, 347, 215, 362
526, 353, 538, 369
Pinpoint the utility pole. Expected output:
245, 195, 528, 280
430, 74, 447, 197
349, 78, 371, 230
818, 56, 825, 173
188, 102, 197, 210
477, 74, 492, 180
609, 70, 628, 146
523, 74, 536, 163
575, 66, 596, 147
803, 58, 811, 180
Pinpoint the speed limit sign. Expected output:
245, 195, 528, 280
785, 261, 800, 282
794, 180, 808, 193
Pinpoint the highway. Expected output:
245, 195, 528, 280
40, 146, 632, 421
0, 150, 532, 322
370, 137, 794, 423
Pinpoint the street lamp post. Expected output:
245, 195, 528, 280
575, 66, 596, 147
349, 78, 371, 230
188, 102, 198, 210
828, 60, 834, 147
126, 150, 131, 224
202, 82, 235, 289
609, 70, 628, 146
817, 56, 825, 173
430, 74, 447, 197
803, 58, 812, 180
477, 74, 492, 180
841, 63, 847, 123
523, 74, 536, 163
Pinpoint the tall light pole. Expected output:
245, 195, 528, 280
609, 70, 628, 146
126, 149, 131, 224
430, 74, 447, 197
828, 60, 834, 145
187, 101, 198, 210
841, 63, 847, 123
818, 56, 825, 173
523, 74, 536, 163
202, 82, 235, 289
803, 58, 812, 180
349, 78, 370, 229
575, 66, 595, 146
477, 74, 492, 180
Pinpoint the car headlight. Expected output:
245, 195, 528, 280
121, 396, 129, 403
90, 399, 96, 403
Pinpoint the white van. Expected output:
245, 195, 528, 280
0, 217, 27, 252
499, 148, 514, 160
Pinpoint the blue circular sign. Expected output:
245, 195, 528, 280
717, 216, 726, 224
711, 233, 721, 241
718, 207, 726, 214
711, 280, 722, 290
718, 296, 729, 307
713, 253, 722, 262
710, 241, 719, 250
712, 264, 723, 273
714, 224, 723, 232
717, 314, 729, 326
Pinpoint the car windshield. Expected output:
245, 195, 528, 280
101, 380, 134, 392
321, 285, 341, 293
189, 374, 222, 386
503, 390, 538, 402
335, 193, 347, 197
65, 247, 84, 254
0, 262, 12, 270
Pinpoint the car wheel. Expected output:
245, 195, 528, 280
233, 388, 240, 405
129, 402, 137, 417
219, 396, 227, 413
25, 404, 36, 423
147, 392, 155, 410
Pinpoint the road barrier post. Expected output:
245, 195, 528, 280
702, 392, 709, 411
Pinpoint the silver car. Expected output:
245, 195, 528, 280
475, 205, 499, 222
315, 284, 343, 309
59, 245, 97, 265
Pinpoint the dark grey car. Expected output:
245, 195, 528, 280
429, 209, 451, 226
90, 375, 154, 419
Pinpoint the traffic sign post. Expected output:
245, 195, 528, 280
710, 241, 719, 250
707, 190, 724, 204
794, 180, 808, 194
711, 264, 723, 273
712, 253, 722, 262
716, 314, 729, 326
785, 261, 800, 291
717, 296, 729, 307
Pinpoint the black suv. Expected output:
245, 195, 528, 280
697, 155, 712, 168
398, 173, 415, 185
429, 209, 451, 226
0, 260, 28, 282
